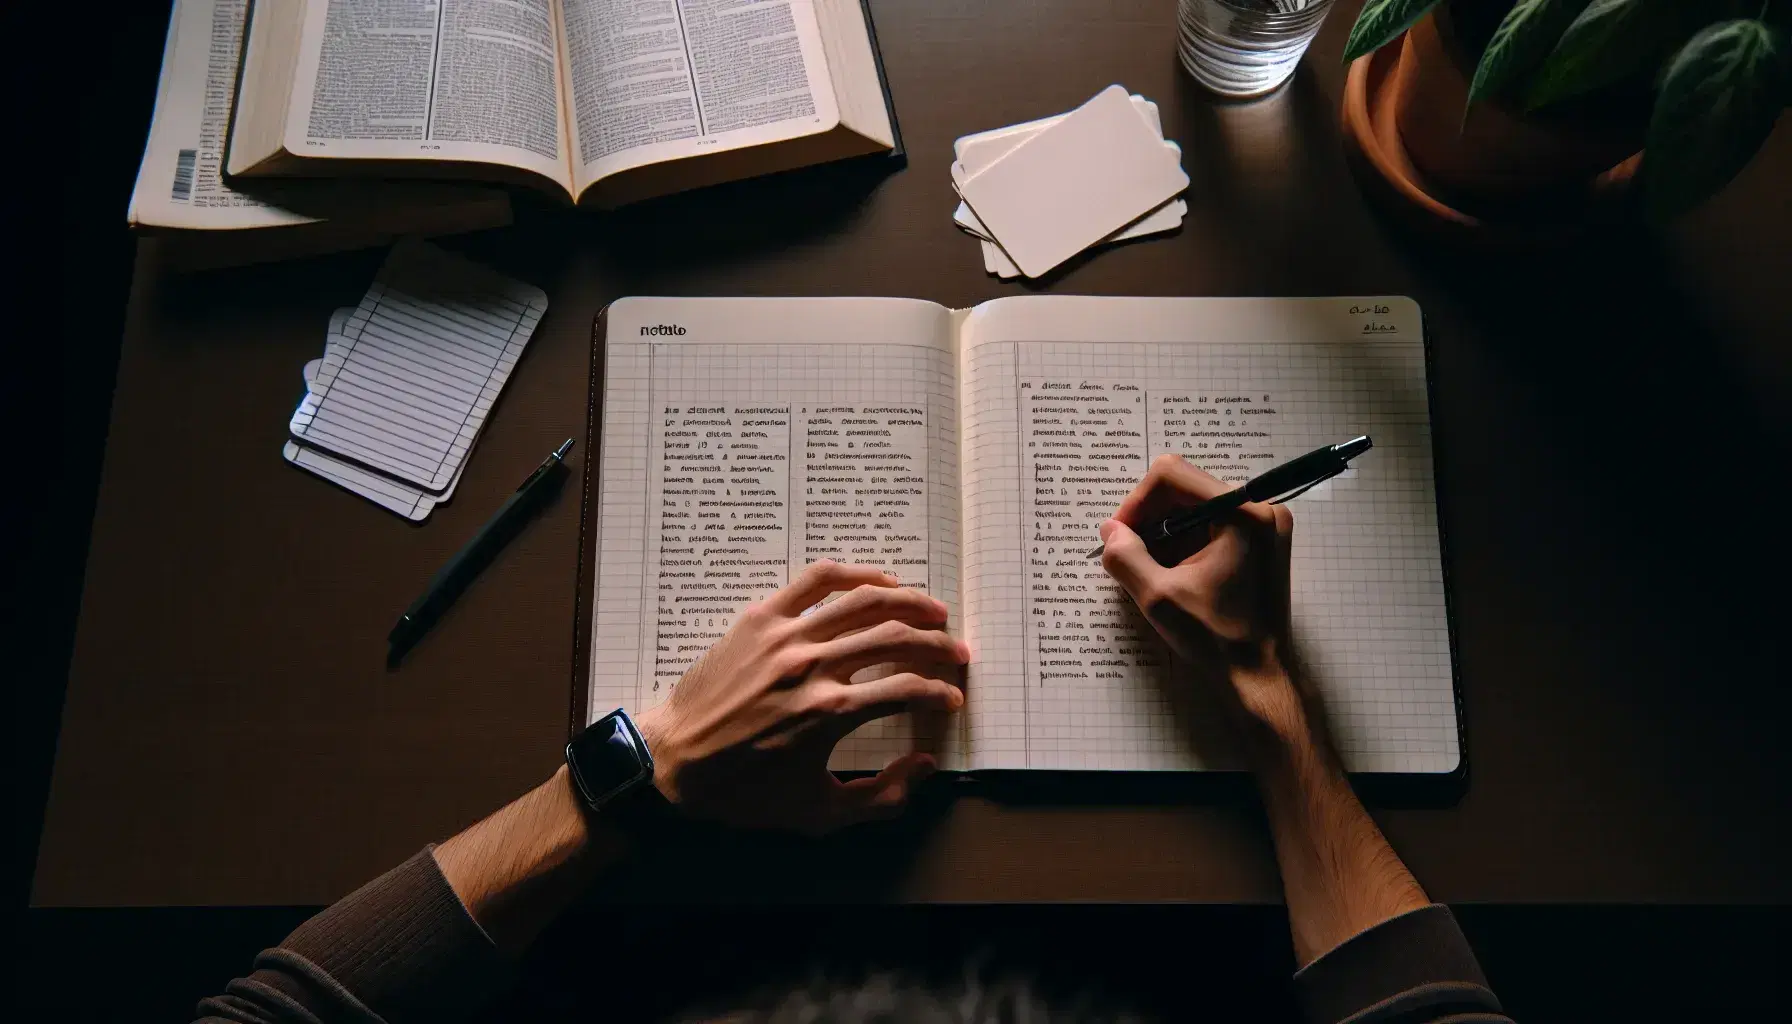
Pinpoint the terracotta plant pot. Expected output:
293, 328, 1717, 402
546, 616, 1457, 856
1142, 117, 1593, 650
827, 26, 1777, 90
1390, 10, 1643, 207
1341, 8, 1646, 241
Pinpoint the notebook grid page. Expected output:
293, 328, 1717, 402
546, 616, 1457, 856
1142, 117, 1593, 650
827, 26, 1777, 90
962, 337, 1455, 774
291, 242, 547, 491
588, 341, 965, 771
959, 342, 1030, 768
589, 341, 654, 732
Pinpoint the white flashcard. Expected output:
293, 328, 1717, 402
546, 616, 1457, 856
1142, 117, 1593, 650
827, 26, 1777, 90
954, 96, 1162, 170
957, 86, 1189, 278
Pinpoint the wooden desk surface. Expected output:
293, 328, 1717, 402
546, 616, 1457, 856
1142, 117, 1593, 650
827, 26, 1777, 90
33, 0, 1792, 906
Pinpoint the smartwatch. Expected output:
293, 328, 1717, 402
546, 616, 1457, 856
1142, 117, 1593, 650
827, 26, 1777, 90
564, 708, 658, 812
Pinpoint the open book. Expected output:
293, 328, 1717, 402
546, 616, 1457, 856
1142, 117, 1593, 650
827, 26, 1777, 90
226, 0, 899, 208
575, 296, 1463, 777
130, 0, 513, 270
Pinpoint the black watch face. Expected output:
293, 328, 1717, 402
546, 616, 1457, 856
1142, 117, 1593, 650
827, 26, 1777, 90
566, 710, 651, 809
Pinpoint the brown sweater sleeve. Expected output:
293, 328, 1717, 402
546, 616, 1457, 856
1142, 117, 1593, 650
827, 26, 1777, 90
194, 847, 510, 1024
195, 853, 1501, 1024
1292, 904, 1508, 1024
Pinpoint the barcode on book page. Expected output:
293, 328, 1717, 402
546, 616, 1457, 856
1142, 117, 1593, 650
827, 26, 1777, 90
170, 149, 197, 202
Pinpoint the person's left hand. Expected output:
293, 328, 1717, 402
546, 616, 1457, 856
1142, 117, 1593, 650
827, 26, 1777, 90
634, 560, 967, 836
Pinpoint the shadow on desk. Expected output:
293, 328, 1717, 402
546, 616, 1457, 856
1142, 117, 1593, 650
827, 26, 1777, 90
584, 785, 959, 906
583, 766, 1461, 908
523, 152, 905, 287
964, 768, 1467, 809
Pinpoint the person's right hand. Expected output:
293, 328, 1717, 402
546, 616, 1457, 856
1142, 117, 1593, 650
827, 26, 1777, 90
1098, 455, 1295, 718
634, 560, 967, 837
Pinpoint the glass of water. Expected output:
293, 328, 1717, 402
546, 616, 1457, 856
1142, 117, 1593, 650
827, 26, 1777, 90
1177, 0, 1338, 98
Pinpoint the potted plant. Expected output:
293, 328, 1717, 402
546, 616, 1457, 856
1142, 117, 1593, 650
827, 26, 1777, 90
1339, 0, 1788, 222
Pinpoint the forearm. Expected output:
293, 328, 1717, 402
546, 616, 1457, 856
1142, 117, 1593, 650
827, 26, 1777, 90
1234, 662, 1429, 966
432, 766, 629, 956
194, 849, 517, 1024
195, 769, 624, 1024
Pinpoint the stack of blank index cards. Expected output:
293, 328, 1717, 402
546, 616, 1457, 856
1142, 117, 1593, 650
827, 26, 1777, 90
953, 85, 1189, 279
283, 239, 548, 521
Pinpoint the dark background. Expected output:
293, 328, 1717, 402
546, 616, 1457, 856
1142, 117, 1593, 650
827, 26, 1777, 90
8, 2, 1783, 1020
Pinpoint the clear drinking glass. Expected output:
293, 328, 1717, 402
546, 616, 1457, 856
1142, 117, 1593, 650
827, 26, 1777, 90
1177, 0, 1338, 98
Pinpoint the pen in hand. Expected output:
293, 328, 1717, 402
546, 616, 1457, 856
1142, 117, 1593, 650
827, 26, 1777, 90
388, 438, 575, 666
1086, 436, 1371, 559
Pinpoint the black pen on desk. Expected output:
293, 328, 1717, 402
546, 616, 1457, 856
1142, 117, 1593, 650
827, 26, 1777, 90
388, 439, 575, 666
1086, 436, 1372, 559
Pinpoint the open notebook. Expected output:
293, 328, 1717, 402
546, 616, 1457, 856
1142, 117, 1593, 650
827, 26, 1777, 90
574, 296, 1461, 777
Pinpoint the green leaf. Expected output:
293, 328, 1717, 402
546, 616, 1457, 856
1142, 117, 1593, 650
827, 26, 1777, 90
1342, 0, 1446, 64
1526, 0, 1681, 110
1646, 19, 1788, 219
1468, 0, 1593, 107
